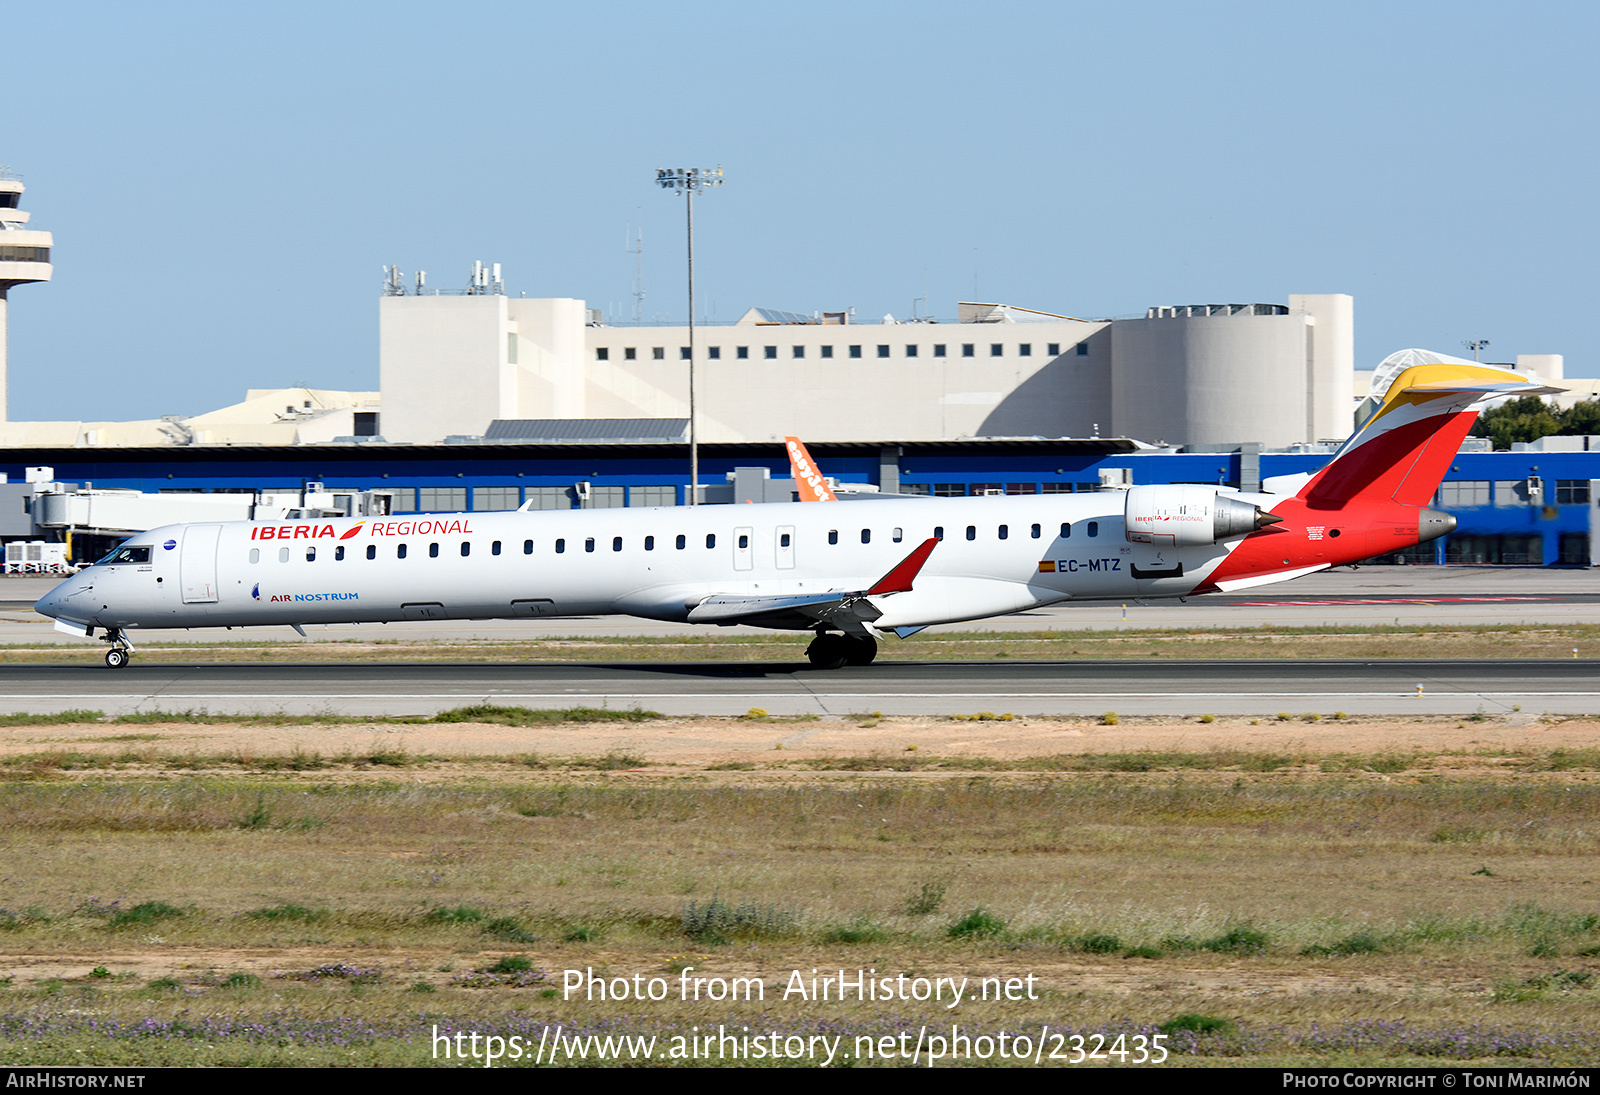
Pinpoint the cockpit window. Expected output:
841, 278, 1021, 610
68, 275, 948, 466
98, 545, 152, 566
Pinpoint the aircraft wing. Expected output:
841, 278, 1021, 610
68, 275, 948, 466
688, 590, 880, 626
686, 536, 938, 630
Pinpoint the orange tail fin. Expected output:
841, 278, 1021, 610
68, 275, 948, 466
785, 436, 837, 502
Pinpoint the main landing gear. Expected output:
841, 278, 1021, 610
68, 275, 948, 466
101, 629, 133, 669
805, 630, 877, 670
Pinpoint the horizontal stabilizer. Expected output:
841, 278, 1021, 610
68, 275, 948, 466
1300, 362, 1564, 509
1401, 379, 1563, 397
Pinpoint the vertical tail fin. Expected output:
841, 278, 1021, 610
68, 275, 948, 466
785, 436, 838, 502
1298, 363, 1560, 510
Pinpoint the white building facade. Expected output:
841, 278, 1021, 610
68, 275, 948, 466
379, 290, 1356, 448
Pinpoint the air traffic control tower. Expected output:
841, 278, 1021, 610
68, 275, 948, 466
0, 172, 53, 421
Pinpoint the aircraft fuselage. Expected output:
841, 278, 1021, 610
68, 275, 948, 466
37, 492, 1252, 635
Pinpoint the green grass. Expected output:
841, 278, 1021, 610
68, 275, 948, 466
107, 903, 184, 930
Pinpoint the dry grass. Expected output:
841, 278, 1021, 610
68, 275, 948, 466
0, 726, 1598, 1065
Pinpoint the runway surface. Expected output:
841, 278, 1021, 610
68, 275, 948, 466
3, 658, 1596, 718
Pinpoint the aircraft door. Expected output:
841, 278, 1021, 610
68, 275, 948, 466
733, 526, 753, 571
180, 524, 222, 603
775, 525, 795, 569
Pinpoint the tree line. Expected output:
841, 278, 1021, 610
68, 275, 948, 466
1470, 395, 1600, 450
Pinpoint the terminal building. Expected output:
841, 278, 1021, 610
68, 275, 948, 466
0, 177, 1594, 567
379, 289, 1358, 448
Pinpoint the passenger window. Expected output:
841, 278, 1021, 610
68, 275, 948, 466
1031, 523, 1041, 539
1061, 522, 1071, 538
492, 540, 501, 556
1087, 521, 1099, 537
966, 525, 976, 541
278, 547, 289, 563
397, 544, 407, 559
555, 539, 565, 554
249, 548, 259, 564
585, 537, 595, 553
613, 536, 623, 552
828, 530, 838, 545
676, 534, 686, 549
523, 539, 533, 554
892, 527, 903, 542
429, 542, 439, 558
780, 533, 790, 547
861, 529, 871, 544
934, 526, 943, 540
998, 525, 1008, 540
706, 533, 716, 549
367, 544, 376, 560
335, 545, 345, 561
645, 536, 655, 551
305, 546, 316, 561
738, 534, 749, 549
461, 542, 471, 557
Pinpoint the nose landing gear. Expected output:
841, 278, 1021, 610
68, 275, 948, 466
100, 629, 133, 669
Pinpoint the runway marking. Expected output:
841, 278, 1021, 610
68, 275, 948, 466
1245, 596, 1548, 606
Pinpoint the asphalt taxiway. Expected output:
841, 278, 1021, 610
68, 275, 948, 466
0, 658, 1593, 718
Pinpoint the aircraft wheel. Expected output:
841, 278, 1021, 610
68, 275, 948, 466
104, 648, 130, 669
843, 635, 878, 666
805, 634, 849, 671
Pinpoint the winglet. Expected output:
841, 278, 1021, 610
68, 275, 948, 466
785, 436, 837, 502
868, 537, 939, 595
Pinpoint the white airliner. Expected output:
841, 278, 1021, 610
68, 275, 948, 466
35, 362, 1550, 669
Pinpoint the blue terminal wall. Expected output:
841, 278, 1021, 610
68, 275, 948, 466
1, 442, 1595, 565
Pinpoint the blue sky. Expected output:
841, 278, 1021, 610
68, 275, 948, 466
4, 1, 1596, 422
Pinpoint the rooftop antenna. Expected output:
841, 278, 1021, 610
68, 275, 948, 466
382, 265, 405, 296
627, 215, 645, 326
414, 269, 426, 294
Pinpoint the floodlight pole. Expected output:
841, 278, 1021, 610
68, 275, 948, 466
1463, 338, 1490, 363
656, 166, 723, 505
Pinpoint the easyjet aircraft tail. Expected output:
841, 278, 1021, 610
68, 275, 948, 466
784, 436, 837, 501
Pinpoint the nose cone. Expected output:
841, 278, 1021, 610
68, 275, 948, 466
34, 576, 89, 621
34, 585, 65, 619
1418, 507, 1457, 544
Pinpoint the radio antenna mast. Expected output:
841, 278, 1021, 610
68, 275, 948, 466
628, 215, 644, 326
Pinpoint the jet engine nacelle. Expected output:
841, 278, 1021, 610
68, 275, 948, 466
1123, 484, 1281, 547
